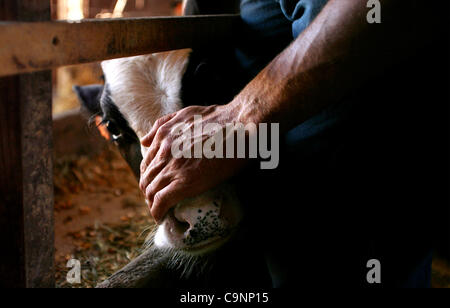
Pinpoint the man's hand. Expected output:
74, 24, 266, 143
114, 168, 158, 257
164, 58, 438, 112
139, 103, 247, 223
140, 0, 423, 223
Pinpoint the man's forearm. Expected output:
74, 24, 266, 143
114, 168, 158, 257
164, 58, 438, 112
230, 0, 424, 132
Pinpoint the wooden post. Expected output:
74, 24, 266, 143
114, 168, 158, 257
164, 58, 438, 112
0, 1, 54, 288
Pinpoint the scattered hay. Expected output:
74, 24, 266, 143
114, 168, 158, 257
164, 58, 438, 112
54, 147, 155, 288
55, 214, 154, 288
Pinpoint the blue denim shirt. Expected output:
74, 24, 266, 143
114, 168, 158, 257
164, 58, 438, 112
238, 0, 341, 150
235, 0, 438, 288
236, 0, 438, 288
237, 0, 328, 76
276, 0, 329, 38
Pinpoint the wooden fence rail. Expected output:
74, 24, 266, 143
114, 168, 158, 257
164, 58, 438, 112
0, 15, 239, 77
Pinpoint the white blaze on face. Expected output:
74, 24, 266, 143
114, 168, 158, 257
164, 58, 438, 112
101, 49, 191, 139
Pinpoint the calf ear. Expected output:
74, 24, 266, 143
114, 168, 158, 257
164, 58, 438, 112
73, 84, 104, 115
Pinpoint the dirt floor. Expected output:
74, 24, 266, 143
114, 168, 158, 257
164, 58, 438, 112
54, 145, 155, 288
53, 146, 450, 288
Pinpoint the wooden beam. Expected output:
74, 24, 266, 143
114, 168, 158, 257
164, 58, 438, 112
0, 1, 54, 288
0, 14, 240, 77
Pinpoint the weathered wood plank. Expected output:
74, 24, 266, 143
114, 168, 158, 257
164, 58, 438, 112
19, 71, 55, 288
0, 0, 54, 288
0, 15, 240, 77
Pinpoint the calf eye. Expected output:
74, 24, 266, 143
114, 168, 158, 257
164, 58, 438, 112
105, 120, 123, 141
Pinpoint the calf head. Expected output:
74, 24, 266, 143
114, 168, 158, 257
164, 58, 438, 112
75, 49, 245, 270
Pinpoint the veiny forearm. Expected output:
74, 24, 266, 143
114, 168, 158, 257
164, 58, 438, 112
138, 0, 436, 221
231, 0, 426, 132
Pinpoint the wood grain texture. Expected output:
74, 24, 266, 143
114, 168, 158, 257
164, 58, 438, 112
19, 71, 55, 288
0, 0, 54, 288
0, 14, 240, 77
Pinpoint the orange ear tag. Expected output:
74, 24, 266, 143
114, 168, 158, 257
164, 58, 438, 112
95, 116, 111, 141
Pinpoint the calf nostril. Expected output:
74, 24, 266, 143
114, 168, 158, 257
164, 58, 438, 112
171, 212, 191, 234
175, 220, 190, 234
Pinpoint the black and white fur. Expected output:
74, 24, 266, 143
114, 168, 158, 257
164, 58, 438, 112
75, 48, 271, 287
